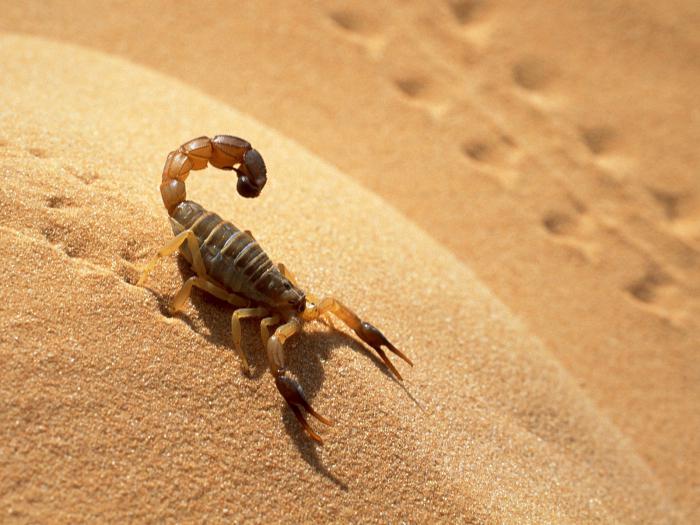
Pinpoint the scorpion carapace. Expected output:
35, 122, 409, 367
138, 135, 412, 444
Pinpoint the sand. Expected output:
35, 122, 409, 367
0, 1, 698, 523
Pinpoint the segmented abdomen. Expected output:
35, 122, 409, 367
170, 200, 274, 300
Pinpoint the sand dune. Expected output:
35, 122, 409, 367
0, 34, 682, 522
2, 4, 698, 520
1, 1, 698, 522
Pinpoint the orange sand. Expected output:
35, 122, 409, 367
1, 1, 698, 522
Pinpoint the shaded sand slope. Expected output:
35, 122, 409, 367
3, 2, 698, 519
0, 35, 678, 522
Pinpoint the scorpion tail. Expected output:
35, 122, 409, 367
159, 135, 267, 215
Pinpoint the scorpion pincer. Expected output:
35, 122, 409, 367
137, 135, 412, 444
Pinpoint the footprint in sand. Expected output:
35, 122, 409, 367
40, 191, 83, 257
448, 0, 485, 25
39, 187, 146, 284
327, 8, 386, 59
392, 74, 451, 118
446, 0, 494, 48
40, 221, 87, 259
394, 76, 429, 99
579, 125, 617, 156
63, 164, 100, 185
541, 204, 600, 262
21, 147, 100, 185
39, 186, 99, 261
28, 147, 49, 159
648, 187, 700, 247
117, 238, 153, 285
578, 125, 635, 179
119, 239, 142, 264
542, 211, 578, 237
624, 266, 686, 324
328, 9, 372, 34
45, 194, 75, 209
647, 187, 700, 225
461, 133, 516, 164
512, 56, 559, 92
626, 267, 672, 304
459, 132, 521, 188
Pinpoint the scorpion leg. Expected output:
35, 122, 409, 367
171, 276, 248, 313
230, 307, 269, 373
303, 297, 412, 380
260, 315, 280, 347
268, 318, 333, 444
137, 229, 207, 287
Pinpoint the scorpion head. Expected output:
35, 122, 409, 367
235, 148, 267, 198
257, 272, 306, 314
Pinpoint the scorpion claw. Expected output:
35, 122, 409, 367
356, 321, 413, 380
275, 375, 333, 445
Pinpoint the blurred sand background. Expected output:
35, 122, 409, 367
0, 1, 698, 522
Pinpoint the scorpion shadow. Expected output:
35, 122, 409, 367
159, 260, 415, 489
278, 329, 422, 491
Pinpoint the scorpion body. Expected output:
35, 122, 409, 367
170, 201, 293, 307
138, 135, 411, 444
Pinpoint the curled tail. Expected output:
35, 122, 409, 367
160, 135, 267, 215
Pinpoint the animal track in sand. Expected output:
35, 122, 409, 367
446, 0, 494, 49
448, 0, 486, 25
327, 9, 385, 58
40, 222, 87, 259
117, 238, 153, 285
461, 134, 517, 164
392, 75, 451, 118
39, 190, 91, 259
541, 206, 600, 261
117, 252, 139, 284
458, 131, 520, 188
579, 126, 617, 155
2, 163, 149, 291
648, 188, 687, 222
119, 239, 142, 263
28, 147, 49, 159
2, 225, 114, 285
626, 268, 672, 304
647, 187, 700, 247
328, 9, 373, 34
542, 211, 578, 237
624, 267, 684, 325
395, 76, 428, 98
512, 57, 558, 91
461, 141, 490, 162
45, 194, 75, 209
34, 207, 144, 286
116, 259, 139, 285
63, 164, 100, 185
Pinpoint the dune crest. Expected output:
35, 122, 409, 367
0, 34, 679, 522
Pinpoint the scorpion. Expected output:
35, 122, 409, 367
137, 135, 412, 444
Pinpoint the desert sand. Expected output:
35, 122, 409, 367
0, 1, 698, 523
